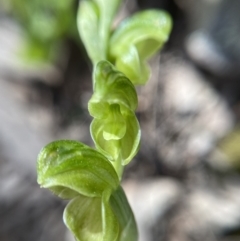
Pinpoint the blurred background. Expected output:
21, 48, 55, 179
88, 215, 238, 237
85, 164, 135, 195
1, 0, 240, 240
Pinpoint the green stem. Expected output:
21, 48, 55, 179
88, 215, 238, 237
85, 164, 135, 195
111, 155, 124, 180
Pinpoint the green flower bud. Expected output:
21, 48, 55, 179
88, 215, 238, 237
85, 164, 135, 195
109, 9, 172, 85
88, 60, 138, 116
90, 109, 140, 166
63, 186, 138, 241
37, 140, 138, 241
77, 0, 121, 64
63, 195, 119, 241
88, 61, 140, 168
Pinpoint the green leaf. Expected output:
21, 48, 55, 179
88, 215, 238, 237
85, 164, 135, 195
77, 0, 121, 64
109, 9, 172, 84
9, 0, 76, 63
37, 140, 119, 199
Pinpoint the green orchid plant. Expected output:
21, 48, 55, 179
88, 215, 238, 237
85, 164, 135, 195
37, 0, 172, 241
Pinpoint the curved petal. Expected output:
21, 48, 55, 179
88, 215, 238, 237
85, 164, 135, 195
90, 118, 120, 162
110, 186, 138, 241
109, 9, 172, 84
37, 140, 119, 199
88, 60, 138, 119
115, 45, 150, 85
63, 194, 119, 241
119, 111, 141, 165
90, 110, 140, 165
64, 196, 104, 241
77, 0, 121, 64
102, 104, 127, 141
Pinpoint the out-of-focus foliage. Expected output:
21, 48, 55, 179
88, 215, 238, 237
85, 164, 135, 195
6, 0, 78, 63
218, 128, 240, 170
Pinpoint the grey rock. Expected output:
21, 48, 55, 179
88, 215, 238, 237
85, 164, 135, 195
123, 178, 182, 241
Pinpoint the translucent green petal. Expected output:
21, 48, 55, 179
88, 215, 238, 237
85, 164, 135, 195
110, 10, 172, 58
118, 111, 141, 165
64, 196, 103, 241
109, 9, 172, 84
77, 0, 121, 64
63, 187, 137, 241
88, 60, 138, 118
115, 45, 150, 85
63, 195, 119, 241
90, 110, 140, 165
37, 140, 119, 198
110, 186, 138, 241
77, 1, 103, 63
94, 0, 121, 49
102, 104, 127, 141
102, 193, 120, 241
91, 118, 120, 162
